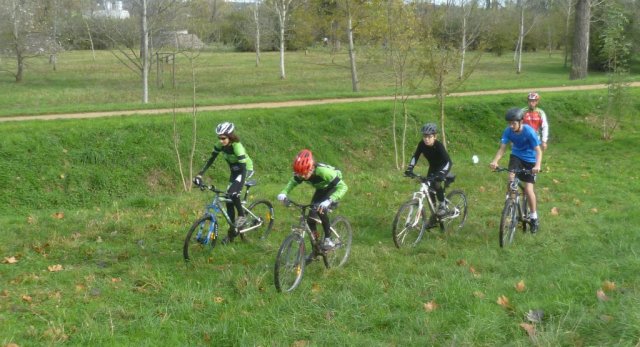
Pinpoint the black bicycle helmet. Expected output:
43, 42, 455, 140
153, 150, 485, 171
505, 108, 524, 122
421, 123, 437, 135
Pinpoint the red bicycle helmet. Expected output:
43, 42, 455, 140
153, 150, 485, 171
527, 92, 540, 101
293, 149, 314, 176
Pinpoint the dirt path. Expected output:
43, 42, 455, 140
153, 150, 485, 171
2, 82, 638, 123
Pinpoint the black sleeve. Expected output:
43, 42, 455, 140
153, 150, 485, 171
198, 151, 219, 175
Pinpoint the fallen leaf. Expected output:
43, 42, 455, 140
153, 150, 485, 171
48, 264, 63, 272
5, 343, 19, 347
515, 280, 526, 292
96, 236, 103, 243
552, 179, 560, 184
0, 289, 9, 297
456, 259, 467, 266
60, 174, 65, 179
469, 266, 480, 278
3, 256, 18, 264
22, 294, 32, 303
111, 278, 122, 283
75, 284, 86, 292
324, 311, 335, 320
311, 282, 321, 293
497, 295, 512, 309
213, 296, 224, 304
596, 289, 609, 301
550, 207, 559, 216
52, 212, 64, 220
27, 215, 35, 224
478, 186, 486, 193
573, 198, 581, 206
292, 340, 309, 347
602, 280, 616, 292
519, 323, 537, 339
423, 300, 438, 312
590, 208, 598, 213
473, 291, 485, 299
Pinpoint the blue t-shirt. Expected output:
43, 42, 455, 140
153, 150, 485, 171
500, 124, 540, 163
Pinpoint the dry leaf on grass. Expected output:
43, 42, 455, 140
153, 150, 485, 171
519, 323, 537, 339
515, 280, 526, 292
423, 300, 438, 312
213, 296, 224, 304
311, 282, 321, 293
473, 291, 486, 299
550, 207, 559, 216
590, 208, 598, 213
497, 295, 512, 310
456, 259, 467, 266
3, 256, 18, 264
602, 280, 616, 291
22, 295, 32, 303
52, 212, 64, 219
596, 289, 610, 301
469, 266, 480, 278
48, 264, 63, 272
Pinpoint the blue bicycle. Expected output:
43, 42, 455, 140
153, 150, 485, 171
183, 179, 274, 265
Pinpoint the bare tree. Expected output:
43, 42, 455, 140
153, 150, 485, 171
0, 0, 60, 82
570, 0, 590, 79
253, 0, 262, 67
345, 0, 359, 92
270, 0, 297, 79
91, 0, 184, 103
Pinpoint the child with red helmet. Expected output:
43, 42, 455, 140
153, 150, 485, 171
277, 149, 348, 250
522, 92, 549, 151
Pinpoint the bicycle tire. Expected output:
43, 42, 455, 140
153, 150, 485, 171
392, 199, 426, 248
325, 216, 353, 268
240, 199, 275, 241
274, 233, 306, 293
441, 190, 468, 232
499, 200, 518, 248
183, 215, 217, 265
521, 193, 529, 232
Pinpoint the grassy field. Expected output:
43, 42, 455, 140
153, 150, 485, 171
1, 90, 639, 345
1, 48, 639, 117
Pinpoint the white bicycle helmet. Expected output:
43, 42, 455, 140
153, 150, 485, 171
216, 122, 235, 135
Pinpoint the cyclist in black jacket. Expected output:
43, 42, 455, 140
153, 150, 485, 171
404, 123, 452, 218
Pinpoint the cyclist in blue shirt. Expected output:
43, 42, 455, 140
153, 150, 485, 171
489, 108, 543, 233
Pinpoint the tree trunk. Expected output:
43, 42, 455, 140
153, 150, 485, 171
459, 12, 466, 79
141, 0, 149, 103
346, 2, 359, 92
570, 0, 590, 80
253, 0, 261, 67
277, 4, 287, 79
516, 4, 524, 74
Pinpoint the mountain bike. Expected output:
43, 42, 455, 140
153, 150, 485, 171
495, 167, 532, 248
392, 173, 468, 248
183, 179, 274, 265
274, 199, 352, 293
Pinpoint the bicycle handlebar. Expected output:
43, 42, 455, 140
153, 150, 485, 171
405, 172, 442, 183
493, 167, 533, 175
195, 182, 228, 196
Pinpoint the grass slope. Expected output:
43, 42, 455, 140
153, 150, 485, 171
1, 91, 639, 345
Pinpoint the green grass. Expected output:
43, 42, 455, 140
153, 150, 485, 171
1, 90, 640, 345
1, 49, 639, 117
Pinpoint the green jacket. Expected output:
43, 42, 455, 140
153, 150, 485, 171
280, 163, 348, 201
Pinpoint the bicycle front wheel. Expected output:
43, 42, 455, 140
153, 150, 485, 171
499, 201, 518, 248
183, 216, 217, 265
441, 190, 468, 232
274, 233, 305, 293
325, 216, 353, 268
240, 199, 275, 241
392, 199, 426, 248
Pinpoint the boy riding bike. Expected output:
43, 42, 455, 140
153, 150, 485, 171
489, 108, 543, 233
404, 123, 452, 221
277, 149, 348, 250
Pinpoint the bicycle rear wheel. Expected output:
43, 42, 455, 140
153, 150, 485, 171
392, 199, 426, 248
240, 199, 275, 241
183, 216, 217, 265
325, 216, 353, 268
441, 190, 468, 232
499, 201, 518, 248
274, 233, 305, 293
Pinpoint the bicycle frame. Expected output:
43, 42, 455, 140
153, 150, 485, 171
285, 200, 326, 254
497, 168, 531, 224
198, 180, 265, 235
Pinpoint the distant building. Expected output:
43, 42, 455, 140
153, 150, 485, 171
94, 1, 130, 19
